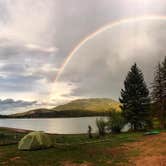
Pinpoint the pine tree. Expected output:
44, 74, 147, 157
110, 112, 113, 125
152, 57, 166, 128
119, 63, 150, 130
151, 63, 164, 128
161, 57, 166, 111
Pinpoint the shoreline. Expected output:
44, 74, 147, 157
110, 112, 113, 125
0, 127, 32, 133
0, 127, 90, 135
0, 114, 108, 119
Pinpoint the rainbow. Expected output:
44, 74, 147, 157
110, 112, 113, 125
55, 15, 166, 81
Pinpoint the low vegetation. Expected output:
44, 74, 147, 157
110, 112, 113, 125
107, 110, 125, 133
96, 118, 107, 136
0, 127, 142, 166
0, 127, 165, 166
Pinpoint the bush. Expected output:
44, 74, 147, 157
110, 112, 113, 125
107, 110, 125, 133
96, 118, 107, 136
0, 132, 5, 138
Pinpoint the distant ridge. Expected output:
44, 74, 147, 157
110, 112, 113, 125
8, 98, 121, 118
55, 98, 121, 112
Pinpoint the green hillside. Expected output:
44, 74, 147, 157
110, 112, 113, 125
8, 98, 121, 118
55, 98, 121, 112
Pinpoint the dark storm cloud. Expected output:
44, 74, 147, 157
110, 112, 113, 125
0, 98, 36, 109
0, 98, 37, 114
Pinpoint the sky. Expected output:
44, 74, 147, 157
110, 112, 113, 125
0, 0, 166, 114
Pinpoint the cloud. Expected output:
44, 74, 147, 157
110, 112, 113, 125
0, 98, 37, 114
58, 20, 166, 100
0, 0, 57, 46
25, 44, 57, 53
0, 98, 36, 107
0, 0, 59, 104
50, 81, 77, 101
1, 0, 166, 114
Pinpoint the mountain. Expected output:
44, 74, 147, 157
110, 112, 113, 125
55, 98, 121, 112
8, 98, 121, 118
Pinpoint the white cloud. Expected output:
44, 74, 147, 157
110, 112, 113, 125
49, 81, 78, 102
59, 20, 166, 99
25, 44, 57, 53
0, 0, 59, 107
0, 0, 56, 46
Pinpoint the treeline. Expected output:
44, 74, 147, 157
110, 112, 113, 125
0, 115, 8, 118
119, 56, 166, 130
7, 110, 110, 118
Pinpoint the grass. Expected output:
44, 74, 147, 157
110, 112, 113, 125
0, 128, 24, 146
0, 128, 144, 166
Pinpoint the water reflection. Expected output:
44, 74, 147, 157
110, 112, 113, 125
0, 117, 107, 134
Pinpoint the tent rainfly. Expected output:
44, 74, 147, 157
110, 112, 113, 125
18, 131, 53, 150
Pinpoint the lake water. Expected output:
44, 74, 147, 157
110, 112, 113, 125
0, 117, 107, 134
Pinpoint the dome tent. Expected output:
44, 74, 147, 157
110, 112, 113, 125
18, 131, 53, 150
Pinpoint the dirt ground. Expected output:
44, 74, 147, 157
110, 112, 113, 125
61, 133, 166, 166
61, 161, 94, 166
126, 132, 166, 166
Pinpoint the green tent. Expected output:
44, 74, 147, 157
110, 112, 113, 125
18, 131, 53, 150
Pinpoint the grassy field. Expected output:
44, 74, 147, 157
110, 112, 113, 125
0, 127, 165, 166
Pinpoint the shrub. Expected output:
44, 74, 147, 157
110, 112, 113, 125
96, 118, 107, 136
107, 110, 125, 133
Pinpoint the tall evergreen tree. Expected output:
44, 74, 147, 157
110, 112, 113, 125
151, 63, 164, 128
161, 57, 166, 112
152, 57, 166, 128
119, 63, 150, 130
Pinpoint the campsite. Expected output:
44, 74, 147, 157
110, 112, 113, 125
0, 56, 166, 166
1, 56, 166, 166
0, 127, 166, 166
1, 1, 166, 165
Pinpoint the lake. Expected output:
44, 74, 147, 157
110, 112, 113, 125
0, 117, 107, 134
